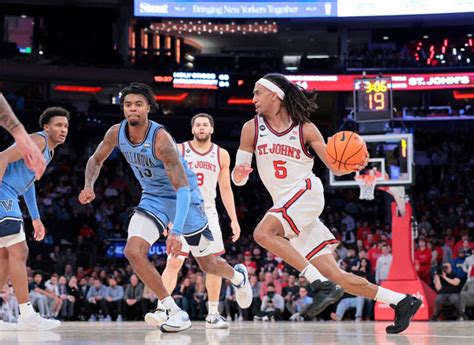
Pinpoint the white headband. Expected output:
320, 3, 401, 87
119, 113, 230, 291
256, 78, 285, 100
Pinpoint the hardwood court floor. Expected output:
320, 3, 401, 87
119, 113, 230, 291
1, 321, 473, 345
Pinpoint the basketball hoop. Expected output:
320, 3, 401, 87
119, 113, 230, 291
355, 171, 377, 200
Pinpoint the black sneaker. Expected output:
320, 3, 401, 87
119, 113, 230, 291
304, 280, 344, 318
386, 295, 422, 334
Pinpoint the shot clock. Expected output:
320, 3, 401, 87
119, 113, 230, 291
353, 77, 393, 122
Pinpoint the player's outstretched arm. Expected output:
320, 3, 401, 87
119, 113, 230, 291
303, 122, 368, 176
155, 129, 190, 255
79, 125, 119, 204
218, 148, 241, 242
232, 119, 255, 186
0, 94, 46, 179
0, 134, 47, 182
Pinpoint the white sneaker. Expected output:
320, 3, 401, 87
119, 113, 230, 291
262, 315, 269, 322
160, 309, 191, 333
233, 264, 252, 309
205, 313, 230, 329
0, 320, 16, 331
145, 308, 169, 327
17, 313, 61, 331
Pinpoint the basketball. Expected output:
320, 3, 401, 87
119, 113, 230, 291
325, 131, 367, 172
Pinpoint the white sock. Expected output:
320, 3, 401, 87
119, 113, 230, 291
301, 264, 327, 283
208, 301, 219, 315
19, 302, 36, 317
231, 270, 244, 286
156, 299, 164, 309
375, 287, 406, 306
162, 296, 179, 312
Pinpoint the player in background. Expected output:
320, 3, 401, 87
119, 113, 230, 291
232, 73, 421, 334
79, 83, 252, 332
0, 93, 46, 179
0, 107, 69, 330
152, 113, 240, 329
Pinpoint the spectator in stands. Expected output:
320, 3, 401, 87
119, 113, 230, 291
341, 223, 356, 246
375, 244, 393, 284
460, 279, 474, 321
243, 251, 257, 275
259, 283, 284, 321
192, 273, 207, 320
45, 274, 63, 318
260, 272, 282, 299
246, 274, 261, 320
262, 251, 278, 273
77, 277, 89, 320
431, 262, 462, 320
356, 221, 371, 240
367, 242, 383, 273
141, 285, 157, 316
288, 286, 313, 321
105, 277, 124, 321
452, 249, 468, 280
58, 276, 75, 320
124, 274, 143, 321
0, 282, 18, 322
454, 236, 473, 257
462, 250, 474, 279
86, 277, 108, 321
331, 260, 367, 322
223, 279, 241, 321
415, 239, 432, 284
28, 272, 52, 318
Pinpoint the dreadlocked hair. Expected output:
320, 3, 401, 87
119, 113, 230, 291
119, 82, 159, 113
262, 73, 318, 125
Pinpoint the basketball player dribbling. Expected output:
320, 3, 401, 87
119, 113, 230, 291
149, 113, 241, 329
232, 73, 421, 334
79, 83, 252, 332
0, 107, 70, 331
0, 93, 46, 179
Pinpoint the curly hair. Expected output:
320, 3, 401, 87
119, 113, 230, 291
262, 73, 318, 125
119, 82, 159, 113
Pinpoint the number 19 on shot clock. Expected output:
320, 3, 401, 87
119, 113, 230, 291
353, 77, 393, 122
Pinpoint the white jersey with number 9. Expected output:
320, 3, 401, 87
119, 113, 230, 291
181, 141, 221, 210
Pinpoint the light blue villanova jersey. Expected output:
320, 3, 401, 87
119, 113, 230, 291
117, 120, 203, 204
3, 131, 52, 196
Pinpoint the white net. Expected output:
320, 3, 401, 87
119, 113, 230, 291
355, 174, 377, 200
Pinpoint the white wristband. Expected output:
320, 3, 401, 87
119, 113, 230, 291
232, 149, 253, 186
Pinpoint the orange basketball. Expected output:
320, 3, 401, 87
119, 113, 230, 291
326, 131, 367, 172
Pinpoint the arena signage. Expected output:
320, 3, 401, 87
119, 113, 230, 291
135, 0, 337, 18
106, 240, 166, 258
286, 73, 474, 91
135, 0, 473, 18
172, 72, 230, 90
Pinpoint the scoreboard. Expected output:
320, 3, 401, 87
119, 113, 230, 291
353, 77, 393, 122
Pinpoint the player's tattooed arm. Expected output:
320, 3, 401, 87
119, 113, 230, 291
84, 124, 119, 189
0, 93, 22, 133
0, 134, 46, 182
155, 129, 189, 190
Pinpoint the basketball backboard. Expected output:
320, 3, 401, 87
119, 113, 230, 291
328, 133, 413, 187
